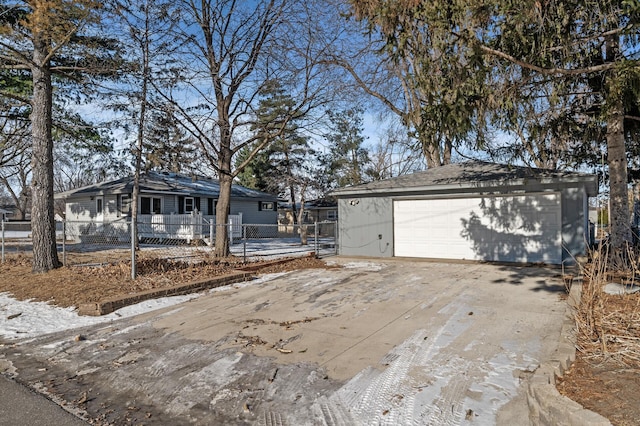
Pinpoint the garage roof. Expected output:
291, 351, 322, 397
331, 161, 599, 197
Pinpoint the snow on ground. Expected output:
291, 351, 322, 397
335, 261, 385, 271
0, 273, 288, 341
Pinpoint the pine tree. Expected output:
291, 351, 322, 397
323, 107, 371, 189
1, 1, 121, 271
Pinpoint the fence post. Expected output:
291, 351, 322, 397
314, 222, 319, 258
209, 220, 214, 247
334, 220, 338, 255
1, 220, 5, 263
243, 224, 247, 263
131, 218, 137, 280
62, 220, 66, 266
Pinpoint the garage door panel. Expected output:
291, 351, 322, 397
393, 194, 561, 264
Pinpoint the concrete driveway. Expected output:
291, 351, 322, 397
0, 258, 567, 425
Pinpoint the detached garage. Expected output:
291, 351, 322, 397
332, 161, 598, 265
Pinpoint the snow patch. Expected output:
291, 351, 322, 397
341, 261, 384, 271
0, 270, 292, 341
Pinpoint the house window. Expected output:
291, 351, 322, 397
259, 201, 274, 211
327, 210, 337, 220
117, 194, 131, 217
141, 196, 161, 214
207, 198, 216, 215
96, 197, 103, 215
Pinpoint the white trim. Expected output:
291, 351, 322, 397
140, 196, 162, 215
95, 196, 104, 222
184, 197, 195, 213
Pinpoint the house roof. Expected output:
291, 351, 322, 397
278, 198, 337, 210
55, 171, 278, 201
331, 160, 599, 197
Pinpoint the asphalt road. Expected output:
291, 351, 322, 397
0, 258, 567, 425
0, 374, 87, 426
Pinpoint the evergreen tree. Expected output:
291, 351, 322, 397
244, 80, 316, 223
323, 107, 371, 189
234, 143, 271, 191
349, 0, 640, 251
144, 103, 198, 173
1, 1, 122, 272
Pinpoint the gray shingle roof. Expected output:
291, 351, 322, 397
55, 171, 278, 200
331, 161, 598, 197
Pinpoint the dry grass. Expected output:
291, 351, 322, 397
558, 243, 640, 425
0, 252, 331, 309
574, 244, 640, 367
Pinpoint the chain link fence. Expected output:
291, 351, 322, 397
2, 219, 338, 274
1, 221, 34, 262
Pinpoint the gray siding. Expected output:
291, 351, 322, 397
66, 196, 99, 221
66, 195, 122, 222
163, 195, 178, 214
65, 195, 120, 223
560, 187, 588, 263
338, 197, 393, 257
66, 195, 277, 224
232, 199, 277, 224
104, 195, 119, 221
337, 184, 593, 265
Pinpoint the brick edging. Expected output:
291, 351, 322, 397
78, 271, 253, 316
77, 255, 315, 316
526, 281, 612, 425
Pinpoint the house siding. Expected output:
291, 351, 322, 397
231, 199, 277, 225
163, 195, 178, 214
57, 173, 279, 229
66, 196, 99, 221
560, 186, 588, 262
337, 196, 393, 257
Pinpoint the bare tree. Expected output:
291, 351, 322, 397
0, 105, 31, 219
367, 124, 424, 181
159, 0, 335, 256
320, 0, 487, 169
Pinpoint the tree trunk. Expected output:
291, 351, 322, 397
214, 172, 232, 257
289, 182, 298, 225
131, 14, 151, 264
607, 96, 631, 250
30, 49, 60, 272
297, 200, 308, 246
605, 31, 631, 251
420, 133, 445, 168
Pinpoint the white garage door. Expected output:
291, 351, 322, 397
393, 193, 562, 264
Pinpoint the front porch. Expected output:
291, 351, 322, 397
138, 212, 243, 244
63, 213, 243, 245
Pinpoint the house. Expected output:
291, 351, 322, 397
331, 161, 598, 265
55, 171, 279, 242
0, 207, 11, 222
278, 198, 338, 225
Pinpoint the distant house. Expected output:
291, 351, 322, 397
55, 172, 278, 242
0, 207, 11, 222
278, 199, 337, 226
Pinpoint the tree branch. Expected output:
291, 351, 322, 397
478, 44, 617, 76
